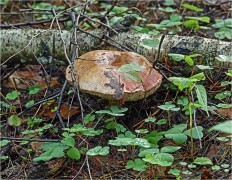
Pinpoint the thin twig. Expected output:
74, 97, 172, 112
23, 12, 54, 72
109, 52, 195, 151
153, 33, 165, 68
17, 91, 61, 117
51, 80, 67, 128
0, 136, 61, 142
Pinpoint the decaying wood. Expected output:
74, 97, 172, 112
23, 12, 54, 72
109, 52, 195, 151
0, 28, 231, 68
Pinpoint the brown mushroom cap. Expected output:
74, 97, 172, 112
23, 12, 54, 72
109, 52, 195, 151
66, 50, 162, 101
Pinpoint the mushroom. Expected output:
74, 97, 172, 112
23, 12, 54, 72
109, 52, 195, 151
66, 50, 162, 102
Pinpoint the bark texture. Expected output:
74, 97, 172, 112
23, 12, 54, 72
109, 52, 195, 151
1, 28, 231, 68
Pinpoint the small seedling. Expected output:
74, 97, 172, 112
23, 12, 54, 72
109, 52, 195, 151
126, 158, 148, 172
86, 146, 109, 156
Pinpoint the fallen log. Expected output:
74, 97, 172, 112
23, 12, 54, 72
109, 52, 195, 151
0, 28, 231, 68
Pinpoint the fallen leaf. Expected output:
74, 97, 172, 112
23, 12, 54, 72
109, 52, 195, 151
207, 144, 218, 159
38, 77, 59, 91
31, 142, 43, 152
60, 104, 79, 120
201, 167, 212, 179
43, 103, 79, 120
217, 108, 232, 119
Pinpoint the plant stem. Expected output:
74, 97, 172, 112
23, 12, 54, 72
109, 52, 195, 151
188, 100, 194, 159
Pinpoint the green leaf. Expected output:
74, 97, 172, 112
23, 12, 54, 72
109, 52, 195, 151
84, 113, 95, 124
216, 103, 232, 108
138, 148, 159, 157
160, 19, 182, 27
156, 119, 167, 125
27, 117, 42, 127
184, 56, 194, 66
209, 121, 232, 134
143, 153, 174, 166
96, 106, 128, 116
221, 81, 232, 86
124, 71, 142, 82
0, 140, 10, 147
212, 19, 224, 28
126, 158, 148, 171
215, 91, 231, 100
6, 91, 19, 100
29, 85, 40, 95
86, 146, 109, 156
164, 0, 176, 6
196, 65, 213, 70
82, 128, 103, 136
177, 96, 189, 106
214, 27, 232, 40
33, 142, 69, 162
0, 101, 10, 108
168, 53, 184, 61
216, 137, 229, 142
159, 7, 176, 12
225, 18, 232, 27
160, 146, 181, 153
212, 165, 221, 170
188, 164, 196, 168
225, 69, 232, 77
169, 77, 193, 91
135, 129, 149, 134
221, 163, 230, 168
130, 138, 151, 148
143, 38, 159, 48
170, 14, 182, 21
195, 85, 209, 115
185, 16, 210, 23
0, 0, 8, 5
168, 168, 181, 177
109, 137, 150, 148
0, 155, 9, 160
148, 29, 160, 35
165, 124, 188, 144
61, 136, 75, 147
145, 131, 164, 147
118, 131, 136, 138
8, 114, 21, 126
190, 73, 205, 81
118, 62, 145, 73
193, 157, 213, 165
158, 101, 180, 111
133, 26, 150, 33
110, 6, 128, 14
183, 20, 199, 30
144, 117, 156, 122
106, 122, 126, 133
179, 161, 187, 166
184, 126, 204, 139
67, 147, 81, 160
181, 3, 203, 12
25, 100, 34, 108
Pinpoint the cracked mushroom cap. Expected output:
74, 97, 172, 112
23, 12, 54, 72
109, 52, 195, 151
66, 50, 162, 101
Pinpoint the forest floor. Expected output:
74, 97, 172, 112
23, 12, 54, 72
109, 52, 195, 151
1, 0, 231, 179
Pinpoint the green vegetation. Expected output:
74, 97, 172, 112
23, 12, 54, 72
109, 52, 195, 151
1, 0, 231, 179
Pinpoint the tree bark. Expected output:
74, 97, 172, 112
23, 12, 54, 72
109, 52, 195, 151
0, 28, 231, 68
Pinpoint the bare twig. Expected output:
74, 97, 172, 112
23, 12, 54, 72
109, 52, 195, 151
0, 136, 61, 142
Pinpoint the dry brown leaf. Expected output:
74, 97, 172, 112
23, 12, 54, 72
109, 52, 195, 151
60, 103, 79, 120
207, 144, 218, 159
31, 142, 43, 152
43, 109, 56, 119
42, 103, 79, 120
38, 77, 59, 90
217, 108, 232, 119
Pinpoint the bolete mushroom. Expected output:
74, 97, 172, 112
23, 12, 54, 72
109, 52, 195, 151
66, 50, 162, 102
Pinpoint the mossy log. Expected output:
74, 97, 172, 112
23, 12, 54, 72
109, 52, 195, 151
0, 28, 231, 68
